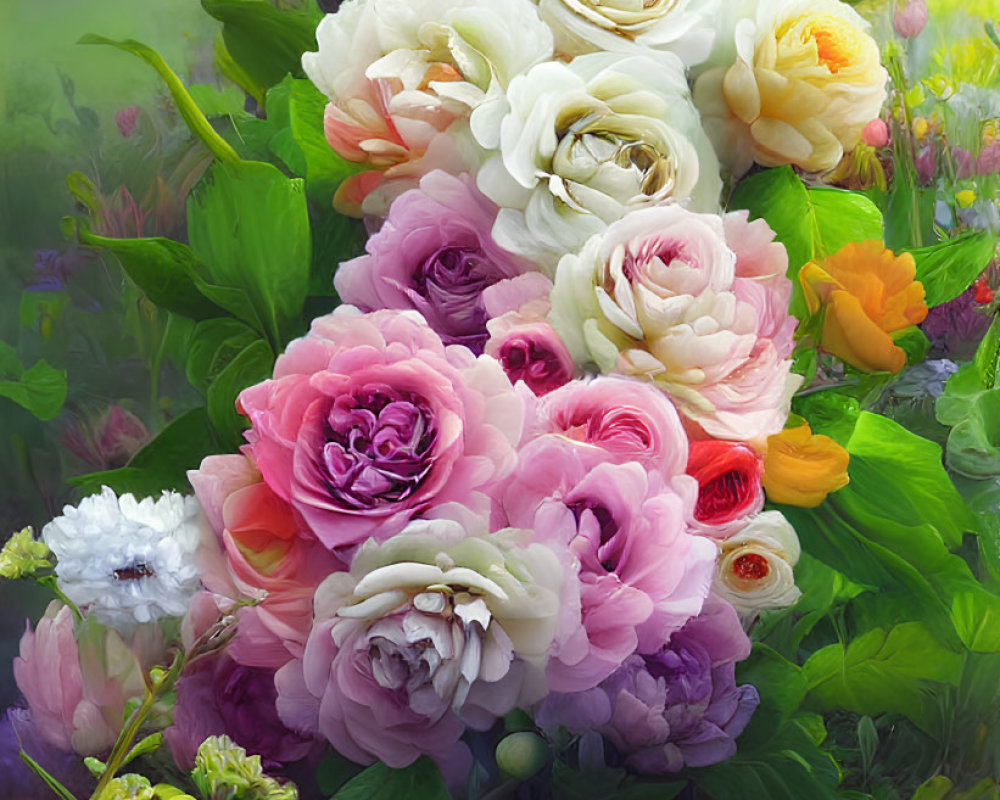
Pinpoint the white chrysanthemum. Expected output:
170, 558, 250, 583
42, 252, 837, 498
714, 510, 801, 617
42, 487, 205, 630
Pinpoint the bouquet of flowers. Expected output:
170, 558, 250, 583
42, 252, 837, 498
2, 0, 1000, 798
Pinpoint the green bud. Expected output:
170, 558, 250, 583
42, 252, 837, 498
495, 732, 549, 780
0, 527, 51, 580
191, 736, 298, 800
98, 774, 156, 800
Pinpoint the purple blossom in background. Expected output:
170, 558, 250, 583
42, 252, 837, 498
26, 249, 92, 293
0, 707, 94, 800
978, 143, 1000, 176
165, 653, 315, 771
922, 286, 993, 358
954, 147, 975, 179
915, 145, 935, 184
62, 406, 150, 471
536, 598, 759, 773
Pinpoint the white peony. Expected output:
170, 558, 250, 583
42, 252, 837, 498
714, 510, 801, 616
475, 50, 722, 273
534, 0, 723, 65
42, 487, 206, 631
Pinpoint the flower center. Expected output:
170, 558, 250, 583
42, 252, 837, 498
320, 388, 437, 510
409, 246, 494, 352
113, 561, 154, 581
695, 470, 749, 522
732, 553, 770, 581
803, 16, 858, 74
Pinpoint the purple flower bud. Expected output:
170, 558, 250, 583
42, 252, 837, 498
115, 106, 139, 138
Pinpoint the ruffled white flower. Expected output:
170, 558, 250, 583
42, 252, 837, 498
713, 511, 801, 617
476, 50, 721, 273
42, 487, 205, 630
533, 0, 722, 65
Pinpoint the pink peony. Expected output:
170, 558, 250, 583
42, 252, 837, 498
335, 171, 532, 354
188, 455, 345, 667
14, 603, 152, 755
275, 514, 567, 781
237, 307, 526, 555
534, 376, 692, 480
550, 206, 800, 443
501, 436, 717, 692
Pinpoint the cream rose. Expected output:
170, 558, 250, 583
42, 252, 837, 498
693, 0, 887, 175
476, 51, 722, 272
533, 0, 722, 65
714, 511, 801, 616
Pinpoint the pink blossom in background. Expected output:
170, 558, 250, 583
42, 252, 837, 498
915, 144, 936, 184
501, 436, 716, 692
115, 106, 139, 138
335, 171, 532, 354
188, 454, 346, 667
954, 147, 975, 179
861, 119, 890, 148
535, 597, 758, 773
893, 0, 928, 38
62, 406, 150, 471
237, 307, 526, 555
978, 143, 1000, 176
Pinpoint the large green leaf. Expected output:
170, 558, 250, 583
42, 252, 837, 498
936, 364, 1000, 479
185, 318, 261, 395
201, 0, 321, 94
71, 222, 227, 320
332, 757, 449, 800
802, 622, 962, 730
729, 167, 883, 318
0, 342, 67, 421
906, 231, 997, 308
206, 340, 275, 451
551, 761, 685, 800
187, 160, 311, 351
69, 407, 218, 497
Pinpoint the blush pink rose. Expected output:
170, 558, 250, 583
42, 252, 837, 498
237, 307, 526, 555
188, 455, 345, 667
501, 436, 716, 692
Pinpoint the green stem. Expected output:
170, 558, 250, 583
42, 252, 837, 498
886, 49, 925, 248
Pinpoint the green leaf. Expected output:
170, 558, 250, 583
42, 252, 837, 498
289, 78, 365, 203
729, 167, 883, 318
936, 364, 1000, 479
906, 231, 997, 308
893, 326, 930, 366
802, 622, 961, 730
122, 732, 163, 768
0, 342, 67, 421
551, 761, 685, 800
19, 752, 77, 800
78, 35, 240, 164
69, 407, 218, 497
185, 318, 261, 395
332, 757, 449, 800
975, 315, 1000, 390
187, 160, 311, 350
201, 0, 320, 94
206, 340, 275, 450
187, 83, 247, 118
72, 221, 227, 320
315, 750, 364, 797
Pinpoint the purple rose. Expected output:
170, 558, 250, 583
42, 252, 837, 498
165, 653, 314, 770
334, 171, 533, 354
922, 286, 993, 358
536, 597, 759, 773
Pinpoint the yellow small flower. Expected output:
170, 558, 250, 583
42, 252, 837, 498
911, 116, 929, 140
0, 527, 51, 580
763, 423, 850, 507
956, 189, 977, 208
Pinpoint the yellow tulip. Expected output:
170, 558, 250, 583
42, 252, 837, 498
763, 423, 850, 507
799, 240, 928, 374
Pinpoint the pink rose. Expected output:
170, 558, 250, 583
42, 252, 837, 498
335, 172, 532, 354
237, 307, 526, 554
501, 436, 716, 692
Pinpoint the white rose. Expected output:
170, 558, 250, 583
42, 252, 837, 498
476, 51, 722, 273
534, 0, 722, 65
714, 510, 801, 616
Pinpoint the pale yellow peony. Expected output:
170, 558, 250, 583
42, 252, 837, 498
694, 0, 887, 176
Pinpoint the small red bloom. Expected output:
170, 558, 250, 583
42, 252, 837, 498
686, 440, 764, 536
974, 277, 995, 305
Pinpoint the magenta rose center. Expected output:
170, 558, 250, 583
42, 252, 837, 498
320, 386, 437, 509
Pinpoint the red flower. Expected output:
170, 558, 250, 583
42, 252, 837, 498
686, 441, 764, 538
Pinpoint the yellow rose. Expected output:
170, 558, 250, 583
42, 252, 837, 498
694, 0, 887, 175
763, 422, 850, 507
799, 240, 928, 374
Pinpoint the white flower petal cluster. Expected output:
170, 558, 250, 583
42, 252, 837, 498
476, 50, 721, 272
42, 487, 205, 630
714, 510, 801, 616
534, 0, 723, 65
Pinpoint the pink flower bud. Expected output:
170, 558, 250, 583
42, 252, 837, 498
115, 106, 139, 138
893, 0, 928, 39
861, 119, 890, 148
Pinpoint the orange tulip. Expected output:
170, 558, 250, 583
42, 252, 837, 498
763, 422, 850, 507
799, 240, 928, 373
